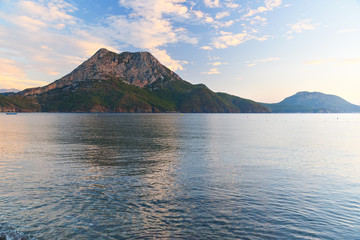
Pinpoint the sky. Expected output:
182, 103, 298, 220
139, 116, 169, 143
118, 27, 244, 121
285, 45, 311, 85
0, 0, 360, 104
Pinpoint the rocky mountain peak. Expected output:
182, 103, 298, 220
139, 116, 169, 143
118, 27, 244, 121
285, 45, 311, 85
20, 48, 182, 96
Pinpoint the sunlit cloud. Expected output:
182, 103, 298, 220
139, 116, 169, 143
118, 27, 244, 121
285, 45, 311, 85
209, 61, 227, 66
204, 0, 220, 8
106, 16, 178, 49
204, 0, 282, 50
212, 31, 254, 49
0, 0, 117, 90
0, 58, 48, 89
215, 20, 235, 28
224, 1, 240, 9
0, 0, 286, 91
243, 0, 282, 18
337, 28, 358, 33
216, 11, 230, 19
119, 0, 189, 19
304, 59, 336, 65
0, 0, 198, 91
192, 10, 205, 19
110, 0, 197, 70
150, 48, 188, 71
201, 46, 213, 50
205, 16, 214, 23
249, 16, 267, 25
246, 57, 279, 66
304, 58, 360, 65
343, 58, 360, 65
285, 19, 318, 39
202, 67, 220, 74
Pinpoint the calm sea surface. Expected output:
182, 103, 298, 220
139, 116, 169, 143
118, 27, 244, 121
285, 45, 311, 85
0, 113, 360, 239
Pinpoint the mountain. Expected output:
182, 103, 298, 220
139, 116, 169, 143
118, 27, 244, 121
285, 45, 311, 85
0, 88, 20, 94
20, 49, 182, 96
1, 48, 269, 113
265, 91, 360, 113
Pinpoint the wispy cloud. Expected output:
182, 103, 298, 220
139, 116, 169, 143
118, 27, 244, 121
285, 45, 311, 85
246, 57, 279, 66
209, 61, 227, 66
0, 0, 117, 90
201, 46, 213, 50
212, 31, 251, 49
0, 58, 49, 89
243, 0, 282, 18
216, 11, 230, 19
150, 48, 189, 71
202, 68, 220, 74
304, 58, 360, 65
224, 1, 240, 9
212, 30, 269, 49
249, 15, 267, 25
202, 0, 282, 50
119, 0, 189, 19
204, 0, 220, 8
0, 0, 295, 90
285, 19, 318, 39
109, 0, 197, 70
337, 28, 358, 33
0, 0, 196, 91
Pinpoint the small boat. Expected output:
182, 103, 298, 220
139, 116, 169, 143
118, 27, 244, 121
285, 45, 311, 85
6, 112, 18, 115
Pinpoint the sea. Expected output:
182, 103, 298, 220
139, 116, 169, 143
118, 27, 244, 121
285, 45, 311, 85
0, 113, 359, 239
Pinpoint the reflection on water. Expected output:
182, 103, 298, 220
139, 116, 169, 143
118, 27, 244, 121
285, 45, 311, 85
1, 113, 360, 239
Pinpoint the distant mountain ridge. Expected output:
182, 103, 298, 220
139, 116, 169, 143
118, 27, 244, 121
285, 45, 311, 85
0, 88, 20, 93
265, 91, 360, 113
0, 48, 269, 113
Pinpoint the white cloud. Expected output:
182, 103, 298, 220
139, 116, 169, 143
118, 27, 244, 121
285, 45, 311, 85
111, 0, 198, 70
0, 0, 119, 89
119, 0, 189, 19
285, 19, 317, 39
106, 16, 178, 49
192, 10, 205, 19
304, 58, 360, 65
18, 0, 77, 27
0, 0, 197, 90
215, 20, 235, 28
205, 16, 214, 23
246, 57, 279, 66
204, 0, 220, 8
250, 16, 267, 25
208, 56, 220, 61
243, 0, 282, 18
201, 46, 213, 50
209, 61, 227, 66
202, 68, 220, 74
224, 1, 240, 9
212, 31, 253, 49
337, 28, 358, 33
14, 15, 47, 31
0, 58, 48, 89
150, 48, 188, 71
343, 58, 360, 65
216, 11, 230, 19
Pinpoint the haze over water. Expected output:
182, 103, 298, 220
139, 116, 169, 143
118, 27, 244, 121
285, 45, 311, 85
1, 113, 360, 239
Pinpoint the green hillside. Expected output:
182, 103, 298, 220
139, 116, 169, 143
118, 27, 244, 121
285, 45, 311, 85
0, 76, 269, 113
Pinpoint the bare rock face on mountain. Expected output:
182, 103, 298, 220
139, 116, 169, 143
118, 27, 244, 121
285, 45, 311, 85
4, 48, 270, 113
20, 48, 181, 96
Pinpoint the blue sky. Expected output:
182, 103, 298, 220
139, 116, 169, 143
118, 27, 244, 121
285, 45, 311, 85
0, 0, 360, 104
